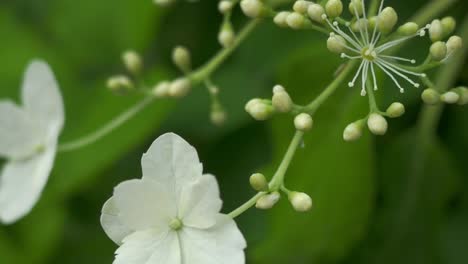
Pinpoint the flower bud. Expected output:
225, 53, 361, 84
386, 102, 405, 118
327, 33, 346, 53
218, 0, 233, 14
367, 113, 388, 135
274, 11, 291, 28
397, 22, 419, 36
349, 0, 363, 16
211, 109, 227, 126
218, 26, 235, 48
272, 85, 293, 112
245, 99, 274, 121
307, 3, 325, 23
452, 87, 468, 105
430, 41, 447, 61
249, 173, 268, 191
440, 91, 460, 104
172, 46, 191, 73
325, 0, 343, 18
107, 75, 133, 92
343, 121, 363, 141
289, 191, 313, 212
429, 19, 444, 42
441, 16, 456, 37
168, 78, 191, 98
256, 192, 280, 210
152, 81, 170, 98
378, 7, 398, 34
293, 1, 312, 14
294, 113, 313, 132
240, 0, 265, 18
287, 12, 306, 29
421, 88, 441, 105
122, 50, 142, 74
351, 18, 369, 32
446, 35, 463, 54
154, 0, 174, 6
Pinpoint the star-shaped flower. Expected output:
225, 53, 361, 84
101, 133, 246, 264
323, 0, 428, 95
0, 60, 64, 224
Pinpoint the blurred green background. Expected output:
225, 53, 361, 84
0, 0, 467, 263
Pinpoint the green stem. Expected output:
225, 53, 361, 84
366, 78, 380, 112
410, 0, 459, 26
304, 60, 359, 114
228, 192, 266, 218
57, 96, 155, 152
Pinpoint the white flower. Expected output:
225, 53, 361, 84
322, 0, 428, 95
101, 133, 246, 264
0, 60, 64, 224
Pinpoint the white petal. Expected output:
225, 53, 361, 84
113, 179, 177, 231
114, 229, 180, 264
21, 60, 64, 136
180, 214, 246, 264
0, 145, 56, 224
178, 174, 222, 229
0, 100, 45, 159
100, 197, 133, 245
141, 133, 203, 199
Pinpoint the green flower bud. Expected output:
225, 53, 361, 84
386, 102, 405, 118
430, 41, 447, 61
446, 35, 463, 54
240, 0, 269, 18
249, 173, 268, 191
325, 0, 343, 18
256, 192, 281, 210
293, 0, 312, 14
421, 88, 440, 105
440, 91, 460, 104
441, 16, 456, 37
397, 22, 419, 36
218, 0, 234, 14
168, 78, 191, 98
352, 18, 369, 32
294, 113, 313, 132
107, 75, 134, 92
307, 3, 325, 23
343, 121, 363, 141
286, 12, 306, 29
211, 109, 227, 126
429, 19, 444, 42
289, 191, 313, 212
154, 0, 174, 6
349, 0, 363, 17
451, 87, 468, 105
245, 98, 274, 121
122, 50, 142, 75
327, 33, 346, 53
274, 11, 291, 28
218, 25, 235, 48
272, 85, 293, 112
367, 113, 388, 135
378, 7, 398, 34
172, 46, 191, 73
152, 81, 170, 98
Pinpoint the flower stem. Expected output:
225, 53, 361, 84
57, 96, 155, 152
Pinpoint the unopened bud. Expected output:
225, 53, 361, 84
429, 19, 444, 42
378, 7, 398, 34
421, 89, 441, 105
440, 91, 460, 104
349, 0, 363, 16
172, 46, 191, 73
154, 0, 174, 6
287, 12, 306, 29
325, 0, 343, 18
218, 0, 233, 14
327, 33, 346, 53
289, 191, 313, 212
367, 113, 388, 135
430, 41, 447, 61
452, 87, 468, 105
343, 120, 363, 141
122, 50, 142, 74
211, 109, 227, 126
274, 11, 291, 28
446, 35, 463, 54
272, 85, 293, 112
218, 26, 235, 48
240, 0, 265, 18
107, 75, 133, 92
441, 16, 456, 37
152, 81, 170, 98
307, 3, 325, 23
256, 192, 280, 210
245, 98, 274, 121
386, 102, 405, 118
294, 113, 313, 132
352, 18, 369, 32
168, 78, 191, 98
293, 1, 312, 14
249, 173, 268, 191
398, 22, 419, 36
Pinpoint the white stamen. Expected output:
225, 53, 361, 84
376, 58, 426, 77
361, 61, 369, 96
341, 53, 361, 59
370, 62, 378, 90
379, 55, 416, 64
375, 61, 405, 92
349, 60, 366, 87
325, 18, 363, 49
376, 59, 420, 88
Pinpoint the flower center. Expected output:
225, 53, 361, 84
361, 47, 377, 61
169, 218, 183, 231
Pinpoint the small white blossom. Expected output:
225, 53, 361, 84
322, 0, 429, 95
101, 133, 246, 263
0, 60, 64, 224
